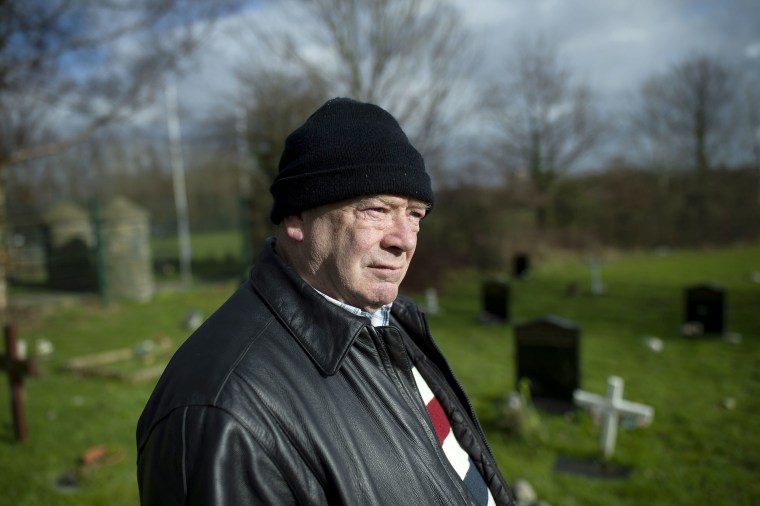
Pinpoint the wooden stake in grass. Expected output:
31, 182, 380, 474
1, 324, 39, 442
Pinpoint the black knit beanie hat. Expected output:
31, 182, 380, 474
269, 97, 434, 224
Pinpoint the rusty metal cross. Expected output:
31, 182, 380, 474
1, 324, 39, 442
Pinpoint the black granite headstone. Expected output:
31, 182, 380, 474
482, 280, 510, 323
513, 253, 530, 280
514, 316, 580, 412
684, 284, 725, 335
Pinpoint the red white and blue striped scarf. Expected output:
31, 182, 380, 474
411, 365, 496, 506
315, 291, 495, 505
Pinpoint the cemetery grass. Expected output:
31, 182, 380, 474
151, 230, 247, 281
433, 244, 760, 506
0, 245, 758, 505
151, 230, 241, 261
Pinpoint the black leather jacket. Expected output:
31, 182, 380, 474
137, 239, 513, 505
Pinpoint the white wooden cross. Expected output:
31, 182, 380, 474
574, 376, 654, 459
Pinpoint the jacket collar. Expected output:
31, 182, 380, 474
249, 238, 370, 376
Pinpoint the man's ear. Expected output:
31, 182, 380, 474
283, 214, 305, 242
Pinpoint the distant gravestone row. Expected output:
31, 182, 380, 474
478, 255, 729, 336
478, 253, 533, 324
470, 252, 734, 467
503, 283, 729, 410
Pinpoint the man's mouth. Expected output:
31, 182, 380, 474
368, 264, 405, 280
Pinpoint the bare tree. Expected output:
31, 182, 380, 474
235, 67, 330, 247
635, 54, 735, 173
632, 54, 739, 237
0, 0, 243, 318
245, 0, 478, 178
737, 73, 760, 207
487, 36, 605, 229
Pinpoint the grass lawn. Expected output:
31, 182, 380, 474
150, 230, 243, 261
1, 244, 759, 505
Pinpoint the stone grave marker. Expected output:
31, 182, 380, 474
481, 280, 510, 323
183, 309, 204, 331
587, 258, 606, 295
1, 324, 39, 442
684, 283, 725, 335
102, 197, 155, 301
513, 253, 530, 280
574, 376, 654, 459
424, 288, 440, 315
514, 316, 580, 412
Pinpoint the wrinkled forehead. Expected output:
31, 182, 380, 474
354, 194, 431, 210
299, 194, 430, 224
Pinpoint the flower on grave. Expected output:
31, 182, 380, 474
497, 380, 541, 439
681, 321, 704, 337
134, 340, 157, 364
35, 339, 55, 357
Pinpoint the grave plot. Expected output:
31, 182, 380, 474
60, 335, 173, 382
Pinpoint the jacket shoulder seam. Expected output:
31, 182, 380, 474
211, 314, 276, 405
224, 372, 329, 492
195, 400, 321, 501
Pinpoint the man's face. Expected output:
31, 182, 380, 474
285, 195, 428, 313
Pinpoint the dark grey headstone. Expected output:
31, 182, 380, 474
684, 284, 725, 335
514, 316, 580, 412
481, 280, 510, 323
513, 253, 530, 280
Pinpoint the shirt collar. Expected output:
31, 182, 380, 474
315, 289, 392, 327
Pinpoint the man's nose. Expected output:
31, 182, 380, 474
383, 215, 418, 252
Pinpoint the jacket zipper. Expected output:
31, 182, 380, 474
368, 325, 473, 505
416, 311, 499, 462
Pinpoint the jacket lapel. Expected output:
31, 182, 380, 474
249, 239, 368, 376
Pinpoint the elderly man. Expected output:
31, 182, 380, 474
136, 98, 513, 505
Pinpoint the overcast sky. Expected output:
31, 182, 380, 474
462, 0, 760, 100
168, 0, 760, 118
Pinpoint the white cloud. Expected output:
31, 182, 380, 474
137, 0, 759, 136
747, 42, 760, 59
